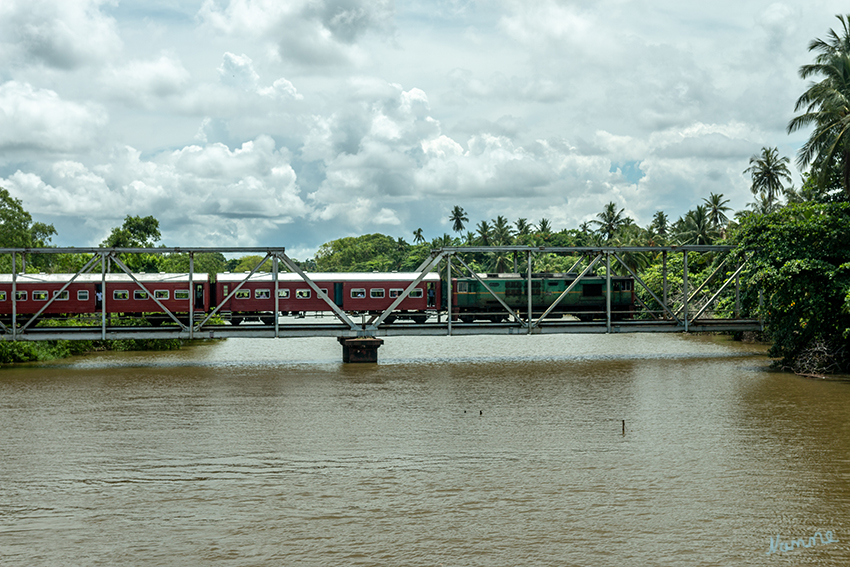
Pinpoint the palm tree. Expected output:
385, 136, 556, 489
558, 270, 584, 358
432, 233, 454, 248
413, 228, 425, 244
702, 193, 731, 229
449, 206, 469, 234
612, 225, 652, 274
650, 211, 668, 236
743, 147, 792, 207
787, 14, 850, 199
746, 194, 783, 215
591, 202, 626, 242
514, 218, 531, 237
536, 218, 552, 235
476, 220, 492, 246
676, 205, 717, 245
491, 215, 513, 245
487, 251, 512, 273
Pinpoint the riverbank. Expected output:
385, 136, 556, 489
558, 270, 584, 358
0, 337, 183, 365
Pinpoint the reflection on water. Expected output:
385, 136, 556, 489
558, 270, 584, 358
0, 334, 848, 566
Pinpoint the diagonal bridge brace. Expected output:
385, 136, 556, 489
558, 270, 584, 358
366, 251, 447, 331
688, 255, 751, 323
196, 252, 274, 330
612, 252, 681, 323
13, 253, 103, 334
276, 252, 361, 332
450, 253, 527, 327
530, 252, 603, 328
110, 253, 189, 329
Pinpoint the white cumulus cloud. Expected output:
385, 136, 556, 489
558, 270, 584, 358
0, 0, 122, 69
0, 81, 107, 152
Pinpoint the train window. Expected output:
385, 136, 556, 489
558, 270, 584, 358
296, 289, 311, 299
278, 289, 290, 298
15, 291, 26, 301
410, 289, 423, 298
33, 291, 48, 301
255, 289, 270, 299
370, 289, 385, 298
113, 290, 129, 300
53, 290, 69, 300
458, 282, 469, 293
235, 290, 250, 299
582, 284, 603, 297
389, 288, 404, 298
320, 288, 328, 298
548, 281, 559, 286
77, 290, 88, 301
134, 290, 148, 300
0, 291, 5, 301
175, 290, 190, 300
155, 290, 169, 300
222, 285, 228, 296
351, 288, 366, 298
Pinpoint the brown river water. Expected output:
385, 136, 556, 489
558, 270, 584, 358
0, 333, 848, 566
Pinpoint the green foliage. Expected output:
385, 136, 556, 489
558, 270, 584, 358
229, 255, 272, 273
100, 215, 163, 273
0, 315, 183, 365
0, 340, 72, 364
315, 233, 409, 272
102, 215, 161, 248
160, 252, 228, 275
0, 187, 57, 273
733, 202, 850, 371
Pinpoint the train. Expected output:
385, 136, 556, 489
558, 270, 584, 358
0, 271, 635, 325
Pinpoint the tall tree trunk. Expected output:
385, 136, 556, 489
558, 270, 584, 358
844, 150, 850, 200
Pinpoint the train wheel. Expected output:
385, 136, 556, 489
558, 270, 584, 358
460, 315, 474, 323
231, 317, 243, 326
261, 316, 275, 325
413, 315, 427, 324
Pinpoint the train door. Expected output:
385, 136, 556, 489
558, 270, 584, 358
194, 284, 204, 309
95, 283, 102, 309
334, 282, 344, 307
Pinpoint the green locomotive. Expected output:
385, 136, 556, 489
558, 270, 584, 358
443, 272, 635, 323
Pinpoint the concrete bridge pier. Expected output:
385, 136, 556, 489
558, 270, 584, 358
338, 337, 384, 363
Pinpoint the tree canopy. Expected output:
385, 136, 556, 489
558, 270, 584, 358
733, 202, 850, 373
100, 215, 162, 272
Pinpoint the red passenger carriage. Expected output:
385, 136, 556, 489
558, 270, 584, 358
215, 272, 441, 324
0, 273, 209, 325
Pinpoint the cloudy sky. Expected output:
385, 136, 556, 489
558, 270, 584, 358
0, 0, 844, 257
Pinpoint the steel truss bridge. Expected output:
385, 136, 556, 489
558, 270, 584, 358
0, 245, 761, 346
